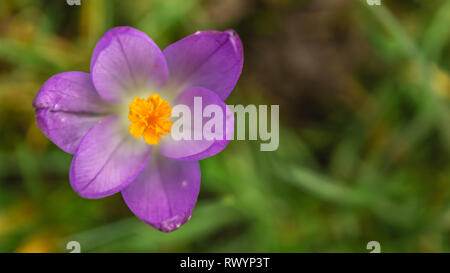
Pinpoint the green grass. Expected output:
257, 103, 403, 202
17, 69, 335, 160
0, 0, 449, 252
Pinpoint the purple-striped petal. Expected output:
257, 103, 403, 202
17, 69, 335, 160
122, 154, 200, 232
70, 115, 151, 199
159, 87, 234, 161
32, 71, 110, 154
91, 26, 168, 103
163, 30, 243, 100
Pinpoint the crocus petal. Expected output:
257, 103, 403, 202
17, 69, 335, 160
159, 87, 234, 161
122, 154, 200, 232
70, 115, 151, 199
32, 71, 110, 154
91, 26, 169, 102
163, 30, 243, 100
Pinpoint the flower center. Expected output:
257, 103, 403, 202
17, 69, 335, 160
128, 94, 173, 145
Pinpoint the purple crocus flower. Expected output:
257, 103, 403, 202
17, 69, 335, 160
32, 27, 243, 232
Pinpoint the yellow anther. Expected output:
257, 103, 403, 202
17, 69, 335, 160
128, 94, 173, 145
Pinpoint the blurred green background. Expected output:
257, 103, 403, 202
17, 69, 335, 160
1, 0, 450, 253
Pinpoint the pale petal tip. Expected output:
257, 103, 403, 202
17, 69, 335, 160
224, 29, 242, 55
153, 212, 192, 232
